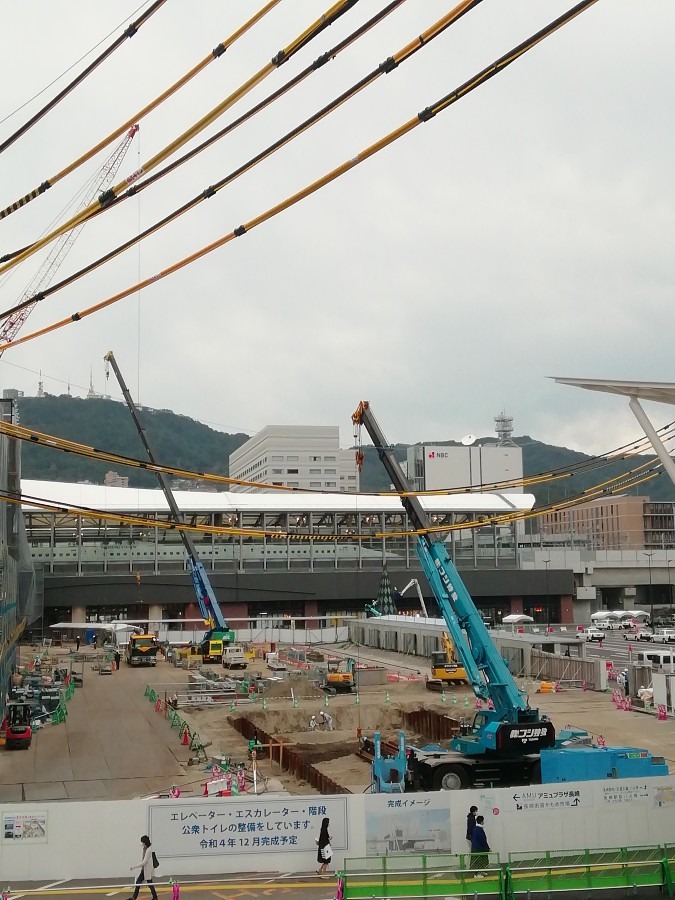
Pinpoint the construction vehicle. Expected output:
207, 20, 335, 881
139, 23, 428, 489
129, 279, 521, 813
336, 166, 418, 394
427, 631, 468, 688
353, 401, 668, 791
222, 644, 248, 670
2, 702, 33, 749
125, 633, 160, 667
323, 658, 355, 693
104, 352, 235, 662
395, 579, 429, 617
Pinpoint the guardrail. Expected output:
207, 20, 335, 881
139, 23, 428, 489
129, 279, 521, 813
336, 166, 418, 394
339, 844, 675, 899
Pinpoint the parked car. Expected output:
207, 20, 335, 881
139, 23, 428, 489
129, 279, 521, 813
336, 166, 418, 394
596, 620, 617, 630
579, 627, 604, 642
625, 629, 654, 641
652, 629, 675, 644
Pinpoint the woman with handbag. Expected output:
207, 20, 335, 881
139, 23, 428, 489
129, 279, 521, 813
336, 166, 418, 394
127, 835, 158, 900
316, 817, 332, 877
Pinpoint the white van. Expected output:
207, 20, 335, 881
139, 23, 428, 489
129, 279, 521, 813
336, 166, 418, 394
222, 644, 248, 670
636, 648, 675, 669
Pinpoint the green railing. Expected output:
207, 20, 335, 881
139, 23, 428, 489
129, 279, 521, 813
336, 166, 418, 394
340, 844, 675, 899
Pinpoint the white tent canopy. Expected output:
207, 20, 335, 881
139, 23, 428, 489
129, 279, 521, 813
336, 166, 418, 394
502, 614, 534, 624
591, 611, 620, 621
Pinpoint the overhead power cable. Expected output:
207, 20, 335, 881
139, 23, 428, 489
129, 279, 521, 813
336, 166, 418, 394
0, 0, 361, 270
0, 0, 280, 228
0, 0, 166, 159
0, 0, 599, 354
0, 0, 479, 322
5, 454, 662, 542
0, 410, 665, 518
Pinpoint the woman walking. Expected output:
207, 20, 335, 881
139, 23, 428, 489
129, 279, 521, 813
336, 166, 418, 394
316, 817, 332, 877
128, 835, 158, 900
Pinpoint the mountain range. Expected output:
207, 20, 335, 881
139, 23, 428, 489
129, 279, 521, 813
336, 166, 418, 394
13, 394, 675, 508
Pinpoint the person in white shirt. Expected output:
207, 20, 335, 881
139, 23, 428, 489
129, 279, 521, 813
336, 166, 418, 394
319, 710, 334, 731
308, 715, 317, 731
127, 835, 157, 900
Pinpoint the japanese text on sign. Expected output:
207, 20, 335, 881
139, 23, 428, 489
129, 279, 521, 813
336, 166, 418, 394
148, 797, 347, 858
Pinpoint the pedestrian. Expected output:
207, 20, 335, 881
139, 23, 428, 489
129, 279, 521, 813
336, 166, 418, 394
319, 710, 333, 731
127, 835, 158, 900
308, 715, 317, 731
470, 815, 490, 878
623, 669, 630, 698
466, 805, 478, 850
114, 649, 121, 671
315, 816, 332, 877
75, 635, 81, 652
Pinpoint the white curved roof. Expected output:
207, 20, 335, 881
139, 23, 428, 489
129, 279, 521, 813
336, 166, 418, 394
20, 479, 535, 516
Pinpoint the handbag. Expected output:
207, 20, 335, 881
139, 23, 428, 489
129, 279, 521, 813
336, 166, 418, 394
322, 843, 332, 860
152, 851, 159, 869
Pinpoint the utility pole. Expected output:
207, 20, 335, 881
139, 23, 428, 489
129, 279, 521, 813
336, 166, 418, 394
644, 551, 654, 625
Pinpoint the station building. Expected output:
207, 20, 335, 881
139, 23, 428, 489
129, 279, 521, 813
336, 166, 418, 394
19, 479, 576, 630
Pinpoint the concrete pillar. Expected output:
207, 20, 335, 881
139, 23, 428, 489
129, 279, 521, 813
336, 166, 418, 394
148, 604, 162, 626
72, 604, 86, 622
509, 597, 524, 615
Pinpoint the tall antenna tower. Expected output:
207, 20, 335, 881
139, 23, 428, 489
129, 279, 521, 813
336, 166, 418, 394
494, 410, 516, 446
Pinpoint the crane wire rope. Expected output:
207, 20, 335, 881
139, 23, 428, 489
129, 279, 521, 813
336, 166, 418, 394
0, 1, 167, 159
0, 0, 280, 226
0, 415, 672, 499
0, 0, 413, 314
0, 0, 601, 355
0, 0, 360, 266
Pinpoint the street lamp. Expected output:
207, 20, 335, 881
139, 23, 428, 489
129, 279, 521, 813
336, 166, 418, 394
644, 551, 654, 625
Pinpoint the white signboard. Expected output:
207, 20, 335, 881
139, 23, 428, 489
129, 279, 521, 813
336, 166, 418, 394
148, 796, 348, 859
365, 794, 451, 854
2, 812, 48, 843
509, 787, 592, 812
602, 782, 650, 804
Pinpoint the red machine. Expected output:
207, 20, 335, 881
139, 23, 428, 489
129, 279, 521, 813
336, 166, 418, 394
2, 703, 33, 749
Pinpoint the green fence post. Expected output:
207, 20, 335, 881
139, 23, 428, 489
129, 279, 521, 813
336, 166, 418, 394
663, 857, 674, 897
422, 853, 428, 897
382, 853, 388, 898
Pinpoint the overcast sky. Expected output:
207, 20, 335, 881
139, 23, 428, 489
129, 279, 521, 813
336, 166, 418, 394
0, 1, 673, 457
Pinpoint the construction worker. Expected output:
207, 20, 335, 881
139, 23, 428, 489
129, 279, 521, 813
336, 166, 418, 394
308, 714, 317, 731
319, 710, 333, 731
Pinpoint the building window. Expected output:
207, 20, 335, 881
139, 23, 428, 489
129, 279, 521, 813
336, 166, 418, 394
272, 469, 283, 474
325, 468, 337, 474
287, 482, 299, 487
287, 468, 299, 474
326, 481, 337, 488
271, 456, 283, 462
287, 455, 299, 462
310, 456, 321, 462
325, 456, 336, 462
310, 482, 321, 488
310, 468, 321, 475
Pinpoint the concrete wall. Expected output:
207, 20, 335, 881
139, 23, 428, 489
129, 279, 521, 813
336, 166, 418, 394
3, 777, 675, 881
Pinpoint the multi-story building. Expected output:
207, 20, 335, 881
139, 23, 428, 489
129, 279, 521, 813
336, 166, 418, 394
407, 443, 524, 493
539, 495, 675, 551
0, 399, 39, 722
229, 425, 359, 493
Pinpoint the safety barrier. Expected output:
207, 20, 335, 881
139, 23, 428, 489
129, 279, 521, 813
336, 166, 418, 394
339, 844, 675, 899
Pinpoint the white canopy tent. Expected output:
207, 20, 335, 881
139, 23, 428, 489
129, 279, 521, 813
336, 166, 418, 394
502, 614, 535, 624
590, 611, 620, 622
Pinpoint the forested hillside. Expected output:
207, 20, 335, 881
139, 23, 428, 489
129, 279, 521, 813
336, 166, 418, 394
14, 395, 675, 505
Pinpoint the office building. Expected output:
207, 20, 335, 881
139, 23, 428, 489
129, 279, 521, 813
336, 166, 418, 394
229, 425, 359, 493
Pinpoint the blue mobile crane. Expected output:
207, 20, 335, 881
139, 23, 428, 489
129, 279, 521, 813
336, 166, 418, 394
104, 352, 234, 662
352, 401, 668, 790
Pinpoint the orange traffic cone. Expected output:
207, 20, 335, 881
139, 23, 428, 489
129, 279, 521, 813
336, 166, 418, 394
181, 726, 189, 746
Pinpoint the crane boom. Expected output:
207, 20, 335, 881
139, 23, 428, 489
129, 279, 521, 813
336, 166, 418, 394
352, 401, 552, 758
0, 126, 139, 354
396, 578, 429, 618
104, 351, 228, 634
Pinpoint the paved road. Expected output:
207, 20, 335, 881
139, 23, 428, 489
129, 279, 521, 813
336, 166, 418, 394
4, 874, 337, 900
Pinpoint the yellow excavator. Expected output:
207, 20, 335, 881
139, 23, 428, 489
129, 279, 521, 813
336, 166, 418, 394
427, 632, 468, 690
323, 658, 355, 693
